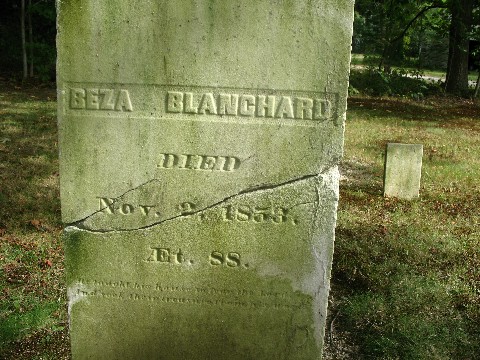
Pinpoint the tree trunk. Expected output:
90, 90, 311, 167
445, 0, 474, 96
474, 68, 480, 98
21, 0, 27, 79
28, 0, 33, 77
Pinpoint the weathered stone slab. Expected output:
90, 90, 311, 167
383, 143, 423, 199
57, 1, 354, 358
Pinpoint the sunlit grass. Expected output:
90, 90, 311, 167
336, 95, 480, 358
0, 83, 66, 357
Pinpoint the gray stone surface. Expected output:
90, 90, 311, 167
383, 143, 423, 199
57, 1, 354, 359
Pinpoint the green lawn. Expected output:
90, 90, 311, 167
334, 96, 480, 359
0, 82, 68, 359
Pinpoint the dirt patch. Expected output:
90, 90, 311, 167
0, 326, 70, 360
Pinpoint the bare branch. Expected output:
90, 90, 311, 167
390, 3, 448, 44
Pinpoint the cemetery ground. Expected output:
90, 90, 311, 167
0, 80, 479, 359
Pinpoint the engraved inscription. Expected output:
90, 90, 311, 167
222, 204, 297, 224
65, 83, 339, 125
146, 248, 190, 264
97, 197, 159, 217
145, 248, 246, 268
167, 91, 330, 120
96, 197, 299, 225
209, 251, 245, 268
178, 202, 196, 215
70, 88, 133, 111
74, 278, 303, 309
96, 198, 203, 218
158, 153, 240, 172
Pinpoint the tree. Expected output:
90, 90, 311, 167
28, 0, 34, 77
445, 0, 475, 95
0, 0, 55, 81
473, 9, 480, 97
354, 0, 478, 96
353, 0, 450, 69
21, 0, 27, 79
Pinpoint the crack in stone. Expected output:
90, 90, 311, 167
307, 179, 322, 240
72, 170, 333, 234
69, 178, 162, 226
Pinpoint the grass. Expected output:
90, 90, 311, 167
334, 96, 480, 358
0, 80, 479, 359
0, 80, 68, 359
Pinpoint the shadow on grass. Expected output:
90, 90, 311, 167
339, 159, 384, 197
348, 96, 480, 129
0, 81, 68, 359
0, 81, 60, 232
333, 220, 480, 359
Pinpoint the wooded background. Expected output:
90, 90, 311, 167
0, 0, 478, 96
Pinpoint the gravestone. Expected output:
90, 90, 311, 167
384, 143, 423, 199
57, 1, 354, 359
